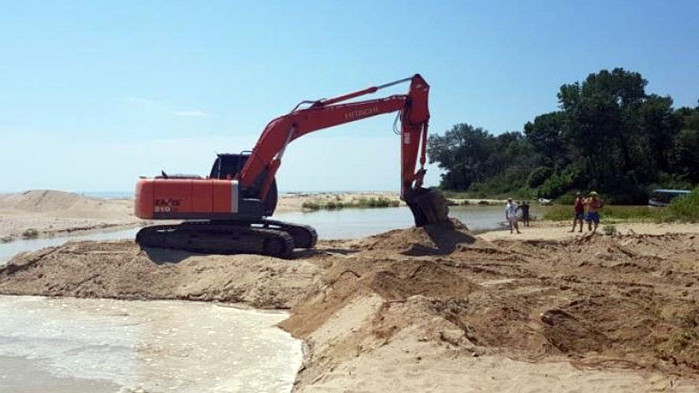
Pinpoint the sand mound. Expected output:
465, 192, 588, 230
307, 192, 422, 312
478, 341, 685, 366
0, 190, 86, 212
0, 240, 322, 309
359, 218, 490, 255
0, 190, 139, 239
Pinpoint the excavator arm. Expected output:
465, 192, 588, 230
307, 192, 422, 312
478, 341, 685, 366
237, 74, 444, 225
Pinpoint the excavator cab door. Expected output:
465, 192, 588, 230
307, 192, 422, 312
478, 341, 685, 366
210, 154, 278, 217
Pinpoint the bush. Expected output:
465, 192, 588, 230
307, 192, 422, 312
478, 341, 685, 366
665, 186, 699, 222
302, 197, 399, 211
22, 228, 39, 238
555, 190, 580, 205
603, 224, 617, 236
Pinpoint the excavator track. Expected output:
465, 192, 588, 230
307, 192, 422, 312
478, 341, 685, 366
257, 219, 318, 249
136, 221, 296, 259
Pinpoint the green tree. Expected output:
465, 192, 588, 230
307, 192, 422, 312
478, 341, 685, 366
427, 123, 495, 190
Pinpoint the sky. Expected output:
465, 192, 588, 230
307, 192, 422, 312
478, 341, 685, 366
1, 0, 698, 193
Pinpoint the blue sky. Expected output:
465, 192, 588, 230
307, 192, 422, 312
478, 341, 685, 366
1, 0, 697, 193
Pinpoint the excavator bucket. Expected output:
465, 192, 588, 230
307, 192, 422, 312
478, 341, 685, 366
404, 187, 450, 227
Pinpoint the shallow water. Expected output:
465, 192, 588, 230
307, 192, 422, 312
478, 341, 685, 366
0, 228, 140, 265
274, 204, 547, 239
0, 296, 302, 393
0, 205, 536, 264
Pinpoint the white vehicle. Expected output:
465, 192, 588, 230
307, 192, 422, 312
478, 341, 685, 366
648, 189, 690, 207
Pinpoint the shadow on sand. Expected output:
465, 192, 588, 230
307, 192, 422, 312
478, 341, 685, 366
402, 220, 477, 256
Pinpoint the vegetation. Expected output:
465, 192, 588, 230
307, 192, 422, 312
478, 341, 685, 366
22, 228, 39, 238
302, 197, 400, 211
542, 186, 699, 223
602, 224, 618, 236
665, 186, 699, 222
428, 68, 699, 204
542, 205, 658, 222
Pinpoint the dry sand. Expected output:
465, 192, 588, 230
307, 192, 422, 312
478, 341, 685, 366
1, 219, 698, 392
481, 220, 699, 241
0, 190, 141, 241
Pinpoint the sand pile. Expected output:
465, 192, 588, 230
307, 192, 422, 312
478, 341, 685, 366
0, 190, 85, 212
0, 241, 322, 308
0, 223, 697, 391
0, 190, 140, 239
357, 219, 497, 256
282, 230, 699, 390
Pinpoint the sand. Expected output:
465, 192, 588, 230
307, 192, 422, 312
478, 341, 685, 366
0, 190, 141, 241
481, 220, 699, 241
275, 191, 401, 213
1, 219, 698, 392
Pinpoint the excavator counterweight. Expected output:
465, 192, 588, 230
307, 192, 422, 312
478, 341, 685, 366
134, 74, 449, 258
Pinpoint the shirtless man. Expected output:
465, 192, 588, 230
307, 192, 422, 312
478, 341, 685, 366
584, 191, 603, 233
569, 192, 584, 233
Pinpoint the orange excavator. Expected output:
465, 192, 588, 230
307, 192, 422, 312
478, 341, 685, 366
134, 74, 449, 258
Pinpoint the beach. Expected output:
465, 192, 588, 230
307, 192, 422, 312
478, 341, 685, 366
1, 212, 697, 391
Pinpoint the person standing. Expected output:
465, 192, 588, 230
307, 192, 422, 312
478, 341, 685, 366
518, 200, 530, 227
584, 191, 603, 233
505, 198, 520, 234
570, 192, 585, 233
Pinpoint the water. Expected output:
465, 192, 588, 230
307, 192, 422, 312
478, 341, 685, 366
0, 296, 302, 393
274, 205, 512, 239
0, 228, 140, 265
0, 205, 521, 264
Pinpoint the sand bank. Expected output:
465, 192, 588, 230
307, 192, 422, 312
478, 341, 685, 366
1, 220, 698, 391
0, 190, 141, 241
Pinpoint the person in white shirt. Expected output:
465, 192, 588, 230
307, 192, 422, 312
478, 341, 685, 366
505, 198, 521, 234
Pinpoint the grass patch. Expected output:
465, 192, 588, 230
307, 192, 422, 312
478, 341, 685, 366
543, 187, 699, 223
664, 186, 699, 222
543, 205, 659, 222
302, 197, 400, 211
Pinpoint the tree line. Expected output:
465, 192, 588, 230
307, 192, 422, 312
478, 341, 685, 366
428, 68, 699, 204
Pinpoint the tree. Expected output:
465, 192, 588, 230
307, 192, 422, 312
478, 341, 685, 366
427, 68, 696, 202
524, 111, 568, 167
428, 123, 495, 190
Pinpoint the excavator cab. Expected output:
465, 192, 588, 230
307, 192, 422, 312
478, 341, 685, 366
209, 153, 278, 217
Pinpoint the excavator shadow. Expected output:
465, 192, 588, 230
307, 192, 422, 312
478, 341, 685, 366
294, 248, 360, 258
401, 220, 477, 256
141, 247, 197, 265
140, 245, 357, 262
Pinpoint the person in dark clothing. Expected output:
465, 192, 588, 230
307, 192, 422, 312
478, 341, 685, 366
517, 201, 530, 227
570, 192, 585, 233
